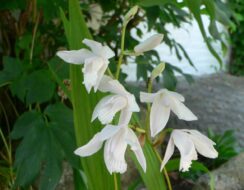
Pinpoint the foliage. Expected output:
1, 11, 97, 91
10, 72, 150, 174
61, 0, 115, 189
206, 129, 241, 168
85, 0, 232, 90
0, 0, 234, 189
229, 0, 244, 75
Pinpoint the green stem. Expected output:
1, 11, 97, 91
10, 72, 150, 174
113, 173, 118, 190
4, 91, 19, 117
0, 129, 10, 163
153, 147, 173, 190
30, 12, 40, 65
163, 168, 172, 190
145, 78, 152, 141
115, 25, 126, 79
106, 67, 115, 79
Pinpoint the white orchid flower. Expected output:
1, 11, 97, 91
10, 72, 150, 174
140, 89, 197, 137
92, 75, 140, 125
74, 112, 146, 174
134, 34, 164, 54
56, 39, 114, 93
160, 129, 218, 172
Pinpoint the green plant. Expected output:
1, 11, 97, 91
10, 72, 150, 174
229, 0, 244, 75
0, 0, 235, 190
207, 129, 241, 168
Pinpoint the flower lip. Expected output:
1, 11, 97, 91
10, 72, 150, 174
74, 123, 146, 174
160, 129, 218, 172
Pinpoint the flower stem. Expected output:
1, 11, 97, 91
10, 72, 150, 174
113, 173, 118, 190
106, 67, 115, 78
153, 148, 173, 190
163, 168, 173, 190
115, 25, 126, 79
145, 78, 153, 140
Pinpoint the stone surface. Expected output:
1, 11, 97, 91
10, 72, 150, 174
163, 73, 244, 147
193, 153, 244, 190
56, 162, 74, 190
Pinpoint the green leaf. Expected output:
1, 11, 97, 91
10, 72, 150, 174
131, 141, 166, 190
10, 74, 27, 102
44, 103, 73, 127
138, 0, 174, 7
166, 158, 215, 190
36, 0, 67, 20
14, 120, 47, 187
25, 70, 55, 104
11, 111, 43, 139
60, 0, 114, 189
39, 126, 63, 190
203, 0, 216, 19
0, 56, 23, 87
44, 103, 79, 169
0, 0, 25, 10
13, 108, 78, 189
163, 64, 177, 90
184, 0, 222, 66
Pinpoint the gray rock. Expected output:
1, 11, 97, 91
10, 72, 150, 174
193, 153, 244, 190
163, 73, 244, 147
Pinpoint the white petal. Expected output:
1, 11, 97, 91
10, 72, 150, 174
98, 75, 128, 96
118, 108, 132, 125
184, 130, 218, 158
100, 46, 115, 59
150, 95, 170, 137
169, 98, 198, 121
104, 128, 128, 174
56, 49, 93, 64
74, 125, 121, 157
172, 130, 198, 172
127, 128, 146, 172
83, 39, 102, 55
167, 91, 185, 102
82, 57, 106, 93
134, 34, 164, 53
74, 134, 103, 157
92, 95, 127, 124
140, 92, 158, 103
99, 125, 122, 141
126, 94, 140, 112
83, 38, 115, 59
160, 135, 175, 171
93, 63, 109, 92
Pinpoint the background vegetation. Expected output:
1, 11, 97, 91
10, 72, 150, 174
229, 0, 244, 75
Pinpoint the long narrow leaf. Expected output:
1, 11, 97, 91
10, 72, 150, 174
184, 0, 222, 66
131, 141, 167, 190
60, 0, 114, 189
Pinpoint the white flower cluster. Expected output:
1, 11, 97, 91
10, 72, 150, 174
57, 34, 218, 174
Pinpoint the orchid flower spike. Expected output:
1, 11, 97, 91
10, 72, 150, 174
160, 129, 218, 172
140, 89, 197, 137
74, 112, 146, 174
56, 39, 114, 93
92, 75, 140, 125
134, 34, 164, 54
